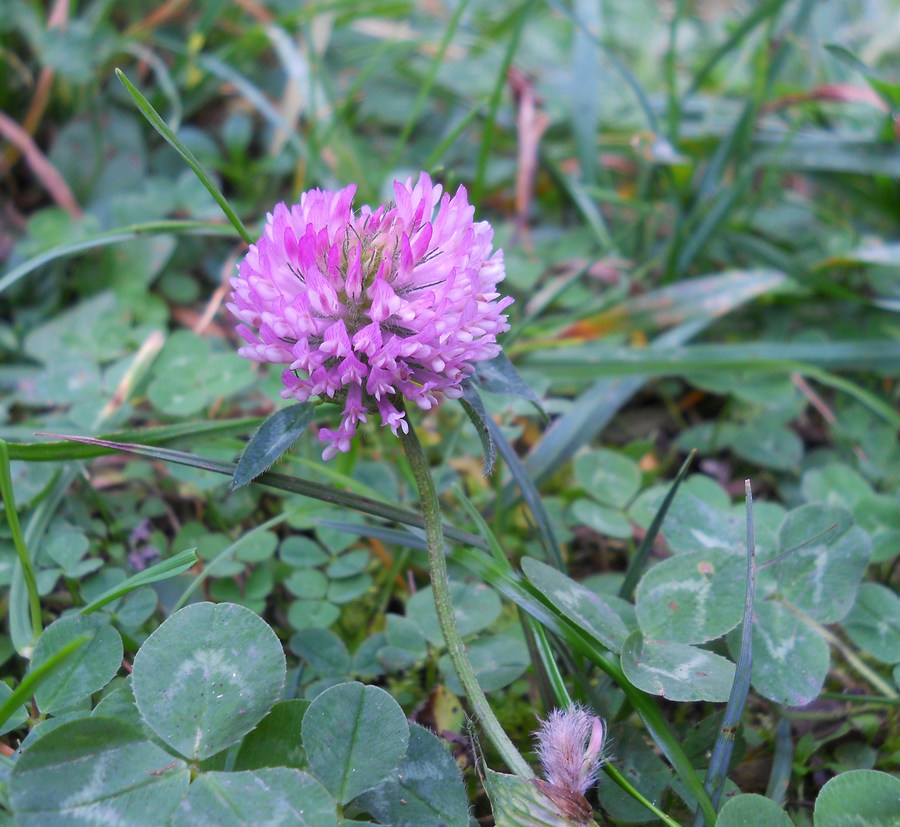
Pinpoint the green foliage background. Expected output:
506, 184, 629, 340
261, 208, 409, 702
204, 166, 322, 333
1, 0, 899, 824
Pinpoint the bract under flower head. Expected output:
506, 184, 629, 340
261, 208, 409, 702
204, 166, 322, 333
228, 173, 513, 459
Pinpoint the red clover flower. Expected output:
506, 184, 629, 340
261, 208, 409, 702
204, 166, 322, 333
228, 173, 513, 459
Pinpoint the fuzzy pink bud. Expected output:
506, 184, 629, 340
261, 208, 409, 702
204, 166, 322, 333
536, 706, 606, 798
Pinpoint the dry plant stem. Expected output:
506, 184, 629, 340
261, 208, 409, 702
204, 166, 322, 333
3, 0, 69, 167
780, 599, 898, 699
0, 111, 82, 217
397, 413, 532, 778
814, 619, 899, 700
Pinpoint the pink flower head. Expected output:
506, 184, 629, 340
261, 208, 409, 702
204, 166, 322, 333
228, 173, 513, 459
536, 706, 606, 797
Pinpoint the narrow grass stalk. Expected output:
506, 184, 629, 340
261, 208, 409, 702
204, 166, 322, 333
0, 440, 42, 646
765, 718, 793, 806
397, 415, 531, 778
604, 765, 682, 827
693, 479, 757, 825
818, 692, 900, 707
171, 511, 300, 612
9, 469, 71, 654
0, 219, 237, 296
664, 0, 688, 141
389, 0, 471, 168
809, 618, 899, 700
82, 548, 198, 615
485, 416, 564, 570
425, 106, 485, 171
0, 635, 90, 730
116, 69, 255, 244
473, 0, 536, 205
619, 449, 694, 601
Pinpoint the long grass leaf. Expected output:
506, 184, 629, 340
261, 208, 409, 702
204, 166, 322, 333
562, 269, 788, 341
0, 636, 90, 731
7, 417, 262, 462
0, 441, 42, 649
540, 150, 613, 250
675, 170, 752, 275
520, 341, 900, 379
473, 0, 536, 205
693, 480, 757, 824
543, 0, 658, 132
486, 417, 564, 569
37, 434, 486, 550
10, 471, 73, 654
80, 548, 199, 615
172, 513, 299, 612
619, 450, 695, 601
425, 106, 485, 171
765, 718, 794, 805
664, 0, 688, 140
687, 0, 788, 95
116, 69, 255, 244
389, 0, 471, 168
519, 318, 709, 487
801, 368, 900, 430
193, 51, 307, 158
0, 220, 237, 296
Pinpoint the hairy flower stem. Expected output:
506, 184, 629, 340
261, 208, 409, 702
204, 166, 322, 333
398, 413, 532, 778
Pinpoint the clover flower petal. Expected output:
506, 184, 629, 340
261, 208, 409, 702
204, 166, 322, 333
228, 173, 512, 459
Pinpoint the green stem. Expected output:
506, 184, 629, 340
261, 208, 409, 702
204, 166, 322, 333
397, 414, 532, 778
0, 440, 43, 646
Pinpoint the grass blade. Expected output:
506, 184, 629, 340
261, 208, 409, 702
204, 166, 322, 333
0, 220, 237, 296
519, 318, 709, 487
172, 513, 300, 613
389, 0, 471, 168
0, 440, 43, 649
115, 69, 255, 244
543, 0, 658, 133
765, 718, 793, 806
520, 340, 900, 379
687, 0, 788, 95
486, 416, 564, 569
80, 548, 199, 615
472, 0, 536, 205
6, 417, 263, 462
36, 434, 486, 550
425, 106, 485, 171
0, 636, 90, 731
619, 450, 695, 601
540, 150, 613, 250
562, 269, 788, 341
10, 470, 73, 655
193, 50, 306, 159
693, 480, 757, 824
